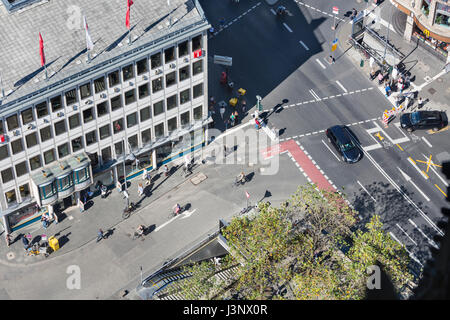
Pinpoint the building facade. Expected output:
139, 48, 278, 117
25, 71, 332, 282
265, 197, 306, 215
0, 0, 211, 233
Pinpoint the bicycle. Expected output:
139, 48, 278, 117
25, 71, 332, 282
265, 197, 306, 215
233, 174, 247, 187
122, 202, 137, 219
168, 204, 184, 219
131, 226, 146, 240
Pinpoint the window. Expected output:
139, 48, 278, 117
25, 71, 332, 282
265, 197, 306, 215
51, 96, 62, 112
164, 47, 175, 64
80, 82, 92, 99
166, 71, 176, 87
167, 94, 177, 111
83, 108, 95, 123
94, 77, 106, 93
25, 132, 38, 148
40, 126, 52, 142
115, 141, 124, 157
1, 168, 14, 184
97, 101, 108, 117
113, 119, 124, 133
0, 145, 9, 161
152, 77, 163, 93
11, 139, 24, 154
65, 89, 77, 106
193, 83, 203, 99
108, 70, 120, 87
124, 89, 136, 105
151, 52, 162, 69
102, 147, 112, 163
128, 134, 138, 151
36, 101, 48, 118
140, 106, 151, 122
154, 123, 164, 138
69, 114, 81, 129
122, 64, 134, 81
54, 120, 66, 136
29, 155, 42, 170
71, 137, 83, 152
44, 149, 56, 164
180, 88, 190, 104
193, 60, 203, 75
21, 108, 34, 125
179, 66, 190, 81
138, 83, 150, 99
0, 120, 3, 134
20, 184, 31, 200
127, 112, 138, 128
167, 117, 177, 133
5, 190, 16, 205
15, 161, 28, 177
99, 124, 111, 140
85, 130, 97, 146
192, 35, 202, 51
6, 114, 19, 131
111, 95, 122, 111
178, 41, 189, 57
141, 128, 151, 144
153, 101, 164, 116
180, 111, 190, 126
193, 105, 203, 120
58, 143, 70, 158
137, 58, 148, 75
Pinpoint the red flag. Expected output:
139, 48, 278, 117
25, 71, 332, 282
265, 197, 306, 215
126, 0, 134, 29
39, 32, 45, 67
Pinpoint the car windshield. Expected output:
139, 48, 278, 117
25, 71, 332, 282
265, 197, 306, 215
410, 112, 420, 125
341, 141, 355, 152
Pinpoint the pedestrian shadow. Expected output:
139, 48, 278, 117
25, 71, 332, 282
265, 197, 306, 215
57, 232, 72, 249
145, 224, 156, 235
279, 128, 286, 136
245, 172, 255, 183
183, 203, 192, 211
104, 228, 115, 239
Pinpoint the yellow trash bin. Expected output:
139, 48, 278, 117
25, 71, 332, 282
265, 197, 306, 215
48, 236, 59, 252
229, 98, 238, 107
237, 88, 246, 96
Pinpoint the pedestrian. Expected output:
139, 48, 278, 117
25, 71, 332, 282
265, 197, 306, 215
6, 234, 12, 247
404, 96, 410, 109
234, 111, 239, 123
138, 183, 144, 197
116, 181, 122, 193
405, 74, 410, 87
209, 96, 215, 106
350, 8, 357, 20
101, 185, 108, 198
142, 170, 151, 185
220, 105, 225, 119
41, 215, 49, 229
241, 100, 247, 113
230, 113, 235, 127
392, 67, 398, 81
163, 165, 169, 177
384, 83, 392, 97
53, 212, 59, 224
255, 117, 261, 129
97, 229, 104, 243
418, 97, 424, 109
78, 198, 85, 213
208, 27, 215, 38
395, 95, 402, 107
219, 17, 225, 29
377, 72, 384, 84
22, 235, 29, 250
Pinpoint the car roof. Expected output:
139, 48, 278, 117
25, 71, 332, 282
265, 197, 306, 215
328, 125, 352, 143
413, 111, 442, 120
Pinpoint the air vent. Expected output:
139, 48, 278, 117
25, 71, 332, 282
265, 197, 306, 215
57, 112, 64, 117
170, 63, 176, 69
114, 87, 121, 93
100, 93, 107, 99
184, 57, 189, 63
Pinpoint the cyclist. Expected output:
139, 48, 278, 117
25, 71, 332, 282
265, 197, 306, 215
236, 171, 246, 184
136, 225, 145, 236
173, 203, 181, 215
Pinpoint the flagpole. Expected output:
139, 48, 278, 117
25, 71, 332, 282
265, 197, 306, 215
128, 5, 132, 45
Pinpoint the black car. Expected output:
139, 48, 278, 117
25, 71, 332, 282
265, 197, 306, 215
325, 125, 362, 163
400, 111, 447, 132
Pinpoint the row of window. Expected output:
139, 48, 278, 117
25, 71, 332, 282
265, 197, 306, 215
0, 60, 204, 134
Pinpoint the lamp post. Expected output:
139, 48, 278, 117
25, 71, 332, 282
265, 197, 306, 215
122, 138, 135, 207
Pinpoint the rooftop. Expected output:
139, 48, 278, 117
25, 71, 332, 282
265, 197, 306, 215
0, 0, 206, 109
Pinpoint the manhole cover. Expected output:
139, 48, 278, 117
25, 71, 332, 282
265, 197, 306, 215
428, 88, 436, 95
190, 172, 207, 185
6, 252, 15, 260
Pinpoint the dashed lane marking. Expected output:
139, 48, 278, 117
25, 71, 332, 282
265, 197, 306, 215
212, 2, 262, 38
283, 23, 293, 33
316, 58, 326, 69
299, 40, 310, 50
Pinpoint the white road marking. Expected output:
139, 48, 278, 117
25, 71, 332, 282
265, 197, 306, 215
270, 8, 276, 15
155, 215, 179, 232
407, 157, 429, 180
321, 139, 340, 161
389, 232, 423, 267
316, 58, 326, 69
397, 167, 430, 202
396, 223, 417, 246
421, 153, 448, 187
357, 180, 377, 202
299, 40, 309, 50
408, 219, 439, 249
283, 23, 293, 32
309, 89, 321, 101
422, 137, 432, 148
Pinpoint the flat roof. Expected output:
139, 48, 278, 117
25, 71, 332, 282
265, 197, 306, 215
0, 0, 206, 108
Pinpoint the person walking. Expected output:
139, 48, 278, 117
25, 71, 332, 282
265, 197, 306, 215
230, 113, 236, 127
418, 97, 424, 109
163, 165, 169, 177
241, 100, 247, 113
97, 229, 104, 243
78, 198, 85, 213
138, 183, 144, 197
22, 235, 30, 251
53, 212, 59, 225
142, 170, 151, 186
220, 105, 225, 119
41, 215, 49, 229
116, 181, 122, 193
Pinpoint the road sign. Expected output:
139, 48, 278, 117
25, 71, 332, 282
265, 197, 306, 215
333, 6, 339, 15
213, 55, 232, 66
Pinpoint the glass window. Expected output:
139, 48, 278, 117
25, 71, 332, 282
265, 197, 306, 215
113, 119, 124, 133
128, 134, 138, 151
51, 96, 62, 112
180, 88, 190, 104
192, 35, 202, 51
83, 108, 95, 123
179, 65, 190, 81
44, 149, 56, 164
54, 120, 66, 136
140, 106, 151, 122
111, 95, 122, 111
25, 132, 38, 148
87, 152, 99, 169
69, 113, 80, 129
74, 167, 90, 184
153, 101, 164, 116
193, 83, 203, 99
71, 137, 83, 152
122, 64, 134, 81
141, 128, 151, 144
6, 114, 19, 131
164, 47, 175, 64
85, 130, 97, 146
137, 58, 148, 75
15, 161, 28, 177
178, 41, 189, 57
180, 111, 190, 126
151, 52, 162, 69
29, 155, 42, 170
0, 145, 9, 161
152, 77, 163, 93
167, 94, 177, 111
36, 101, 48, 118
0, 120, 3, 134
40, 126, 52, 142
138, 83, 150, 99
11, 139, 24, 154
193, 60, 203, 76
102, 147, 112, 163
80, 82, 92, 99
127, 112, 138, 128
167, 117, 177, 133
166, 71, 176, 87
21, 108, 34, 125
5, 190, 16, 206
99, 124, 111, 140
1, 168, 14, 184
20, 183, 31, 200
94, 77, 106, 93
65, 89, 77, 106
115, 141, 124, 157
57, 175, 73, 192
58, 143, 70, 158
97, 101, 108, 117
108, 70, 120, 87
193, 105, 203, 120
154, 123, 164, 138
125, 89, 136, 105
